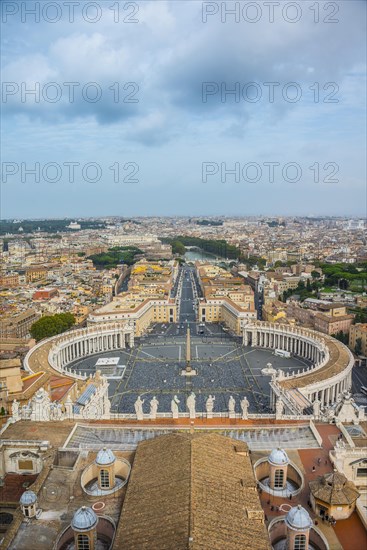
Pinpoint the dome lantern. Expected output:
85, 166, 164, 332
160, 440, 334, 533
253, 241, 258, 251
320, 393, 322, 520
285, 505, 312, 550
268, 448, 289, 466
71, 506, 98, 532
95, 447, 116, 466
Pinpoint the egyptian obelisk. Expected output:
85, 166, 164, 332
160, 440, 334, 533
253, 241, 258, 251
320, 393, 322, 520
181, 326, 196, 376
186, 327, 192, 373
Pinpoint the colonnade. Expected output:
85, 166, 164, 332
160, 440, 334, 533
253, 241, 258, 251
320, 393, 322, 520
303, 370, 353, 407
243, 323, 326, 366
46, 324, 134, 373
243, 322, 354, 410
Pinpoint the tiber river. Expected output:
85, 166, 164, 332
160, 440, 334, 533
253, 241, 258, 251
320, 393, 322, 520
184, 247, 219, 261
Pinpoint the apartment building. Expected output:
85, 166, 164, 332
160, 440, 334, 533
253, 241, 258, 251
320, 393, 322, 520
25, 266, 48, 282
349, 324, 367, 356
0, 272, 20, 288
0, 309, 40, 338
287, 301, 354, 336
314, 312, 355, 336
197, 264, 257, 334
88, 261, 178, 335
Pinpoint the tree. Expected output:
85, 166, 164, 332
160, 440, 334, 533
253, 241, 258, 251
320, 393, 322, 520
88, 247, 142, 268
311, 270, 321, 279
339, 278, 349, 290
352, 308, 367, 324
171, 241, 186, 255
274, 260, 285, 268
30, 313, 76, 341
332, 330, 348, 345
355, 337, 363, 356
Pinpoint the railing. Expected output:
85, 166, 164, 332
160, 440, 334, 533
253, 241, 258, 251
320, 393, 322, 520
309, 419, 323, 446
270, 381, 304, 416
108, 411, 312, 421
336, 422, 355, 448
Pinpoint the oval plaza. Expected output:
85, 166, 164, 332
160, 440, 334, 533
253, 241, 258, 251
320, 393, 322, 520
24, 317, 354, 418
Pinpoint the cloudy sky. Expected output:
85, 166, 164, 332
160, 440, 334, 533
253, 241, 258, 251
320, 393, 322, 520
1, 0, 366, 218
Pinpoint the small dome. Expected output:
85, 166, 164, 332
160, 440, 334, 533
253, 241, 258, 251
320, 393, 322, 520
268, 448, 289, 466
72, 506, 98, 532
20, 490, 37, 506
286, 505, 312, 531
95, 447, 116, 466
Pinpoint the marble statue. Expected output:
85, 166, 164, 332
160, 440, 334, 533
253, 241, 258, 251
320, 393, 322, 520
312, 398, 321, 419
103, 394, 111, 417
275, 398, 284, 419
228, 395, 236, 417
240, 396, 249, 419
51, 403, 63, 421
187, 392, 196, 419
206, 395, 215, 417
31, 387, 51, 421
171, 395, 180, 419
134, 395, 145, 420
149, 396, 159, 419
11, 399, 20, 421
65, 395, 73, 419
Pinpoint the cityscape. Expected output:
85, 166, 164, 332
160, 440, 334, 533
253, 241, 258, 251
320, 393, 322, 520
1, 1, 366, 550
0, 215, 366, 549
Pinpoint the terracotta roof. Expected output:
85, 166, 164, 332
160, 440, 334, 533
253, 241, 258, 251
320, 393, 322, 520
309, 471, 360, 505
113, 433, 271, 550
314, 312, 354, 323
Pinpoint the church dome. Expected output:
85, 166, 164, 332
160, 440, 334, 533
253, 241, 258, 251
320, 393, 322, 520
286, 505, 312, 531
95, 447, 116, 466
72, 506, 98, 532
19, 491, 37, 506
268, 448, 289, 466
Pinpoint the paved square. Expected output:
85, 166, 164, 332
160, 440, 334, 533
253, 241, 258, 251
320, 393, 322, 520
70, 324, 311, 415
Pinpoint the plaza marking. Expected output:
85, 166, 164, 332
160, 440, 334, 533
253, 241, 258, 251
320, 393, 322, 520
241, 352, 262, 392
213, 349, 240, 363
211, 348, 240, 363
139, 349, 166, 363
112, 344, 142, 407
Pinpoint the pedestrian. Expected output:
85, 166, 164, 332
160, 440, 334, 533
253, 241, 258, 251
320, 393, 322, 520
312, 466, 316, 472
325, 459, 328, 465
